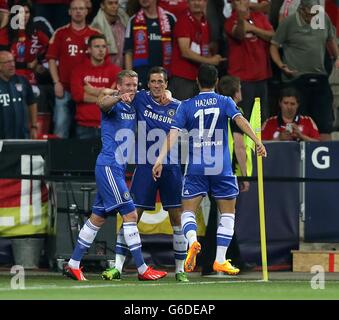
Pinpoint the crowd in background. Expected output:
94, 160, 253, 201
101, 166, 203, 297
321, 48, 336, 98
0, 0, 338, 141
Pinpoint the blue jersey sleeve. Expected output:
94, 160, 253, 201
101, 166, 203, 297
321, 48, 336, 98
171, 102, 186, 130
133, 89, 146, 103
107, 102, 118, 114
224, 96, 241, 120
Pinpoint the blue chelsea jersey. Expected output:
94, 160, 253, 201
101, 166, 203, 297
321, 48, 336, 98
171, 91, 241, 175
96, 101, 136, 169
134, 90, 180, 166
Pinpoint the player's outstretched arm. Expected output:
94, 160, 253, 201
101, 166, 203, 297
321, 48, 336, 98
97, 89, 134, 113
234, 115, 267, 157
152, 128, 179, 181
97, 88, 120, 112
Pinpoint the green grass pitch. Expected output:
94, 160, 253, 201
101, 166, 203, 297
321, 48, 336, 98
1, 272, 339, 300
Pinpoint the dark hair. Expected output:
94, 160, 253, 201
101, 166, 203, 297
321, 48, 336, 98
88, 34, 107, 47
279, 87, 300, 104
100, 0, 116, 5
197, 64, 218, 89
218, 75, 240, 98
9, 0, 35, 42
147, 66, 168, 82
126, 0, 141, 17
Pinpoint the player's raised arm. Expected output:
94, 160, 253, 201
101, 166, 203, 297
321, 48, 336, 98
97, 88, 120, 112
152, 128, 180, 181
234, 115, 267, 157
97, 89, 137, 113
97, 70, 138, 112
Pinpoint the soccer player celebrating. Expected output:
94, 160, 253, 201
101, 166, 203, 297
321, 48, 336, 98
63, 70, 167, 281
152, 64, 267, 275
102, 66, 188, 282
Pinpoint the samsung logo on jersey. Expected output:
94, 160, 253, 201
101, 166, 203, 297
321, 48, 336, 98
121, 113, 136, 120
144, 110, 172, 124
195, 98, 217, 107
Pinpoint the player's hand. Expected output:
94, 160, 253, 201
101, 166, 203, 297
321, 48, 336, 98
159, 90, 172, 105
152, 160, 163, 181
120, 92, 134, 104
256, 142, 267, 157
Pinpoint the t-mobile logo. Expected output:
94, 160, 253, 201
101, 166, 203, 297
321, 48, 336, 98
68, 44, 78, 56
0, 94, 10, 107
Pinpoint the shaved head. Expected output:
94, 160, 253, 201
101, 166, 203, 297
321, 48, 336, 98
0, 51, 16, 80
0, 50, 12, 60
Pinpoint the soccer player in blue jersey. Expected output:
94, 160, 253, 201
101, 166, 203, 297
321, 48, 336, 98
153, 64, 267, 275
63, 70, 167, 281
101, 67, 189, 282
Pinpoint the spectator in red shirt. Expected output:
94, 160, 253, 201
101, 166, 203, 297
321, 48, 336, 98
223, 0, 270, 18
9, 0, 50, 87
225, 0, 274, 122
262, 87, 320, 141
158, 0, 189, 19
325, 0, 338, 37
46, 0, 100, 138
71, 34, 121, 138
169, 0, 225, 100
0, 0, 9, 50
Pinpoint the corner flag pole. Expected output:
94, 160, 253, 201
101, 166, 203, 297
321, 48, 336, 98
252, 97, 269, 281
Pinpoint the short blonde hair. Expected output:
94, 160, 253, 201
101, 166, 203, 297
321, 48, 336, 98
117, 70, 138, 84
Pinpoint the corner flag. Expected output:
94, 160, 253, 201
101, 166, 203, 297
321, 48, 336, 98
250, 98, 269, 281
245, 97, 261, 152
